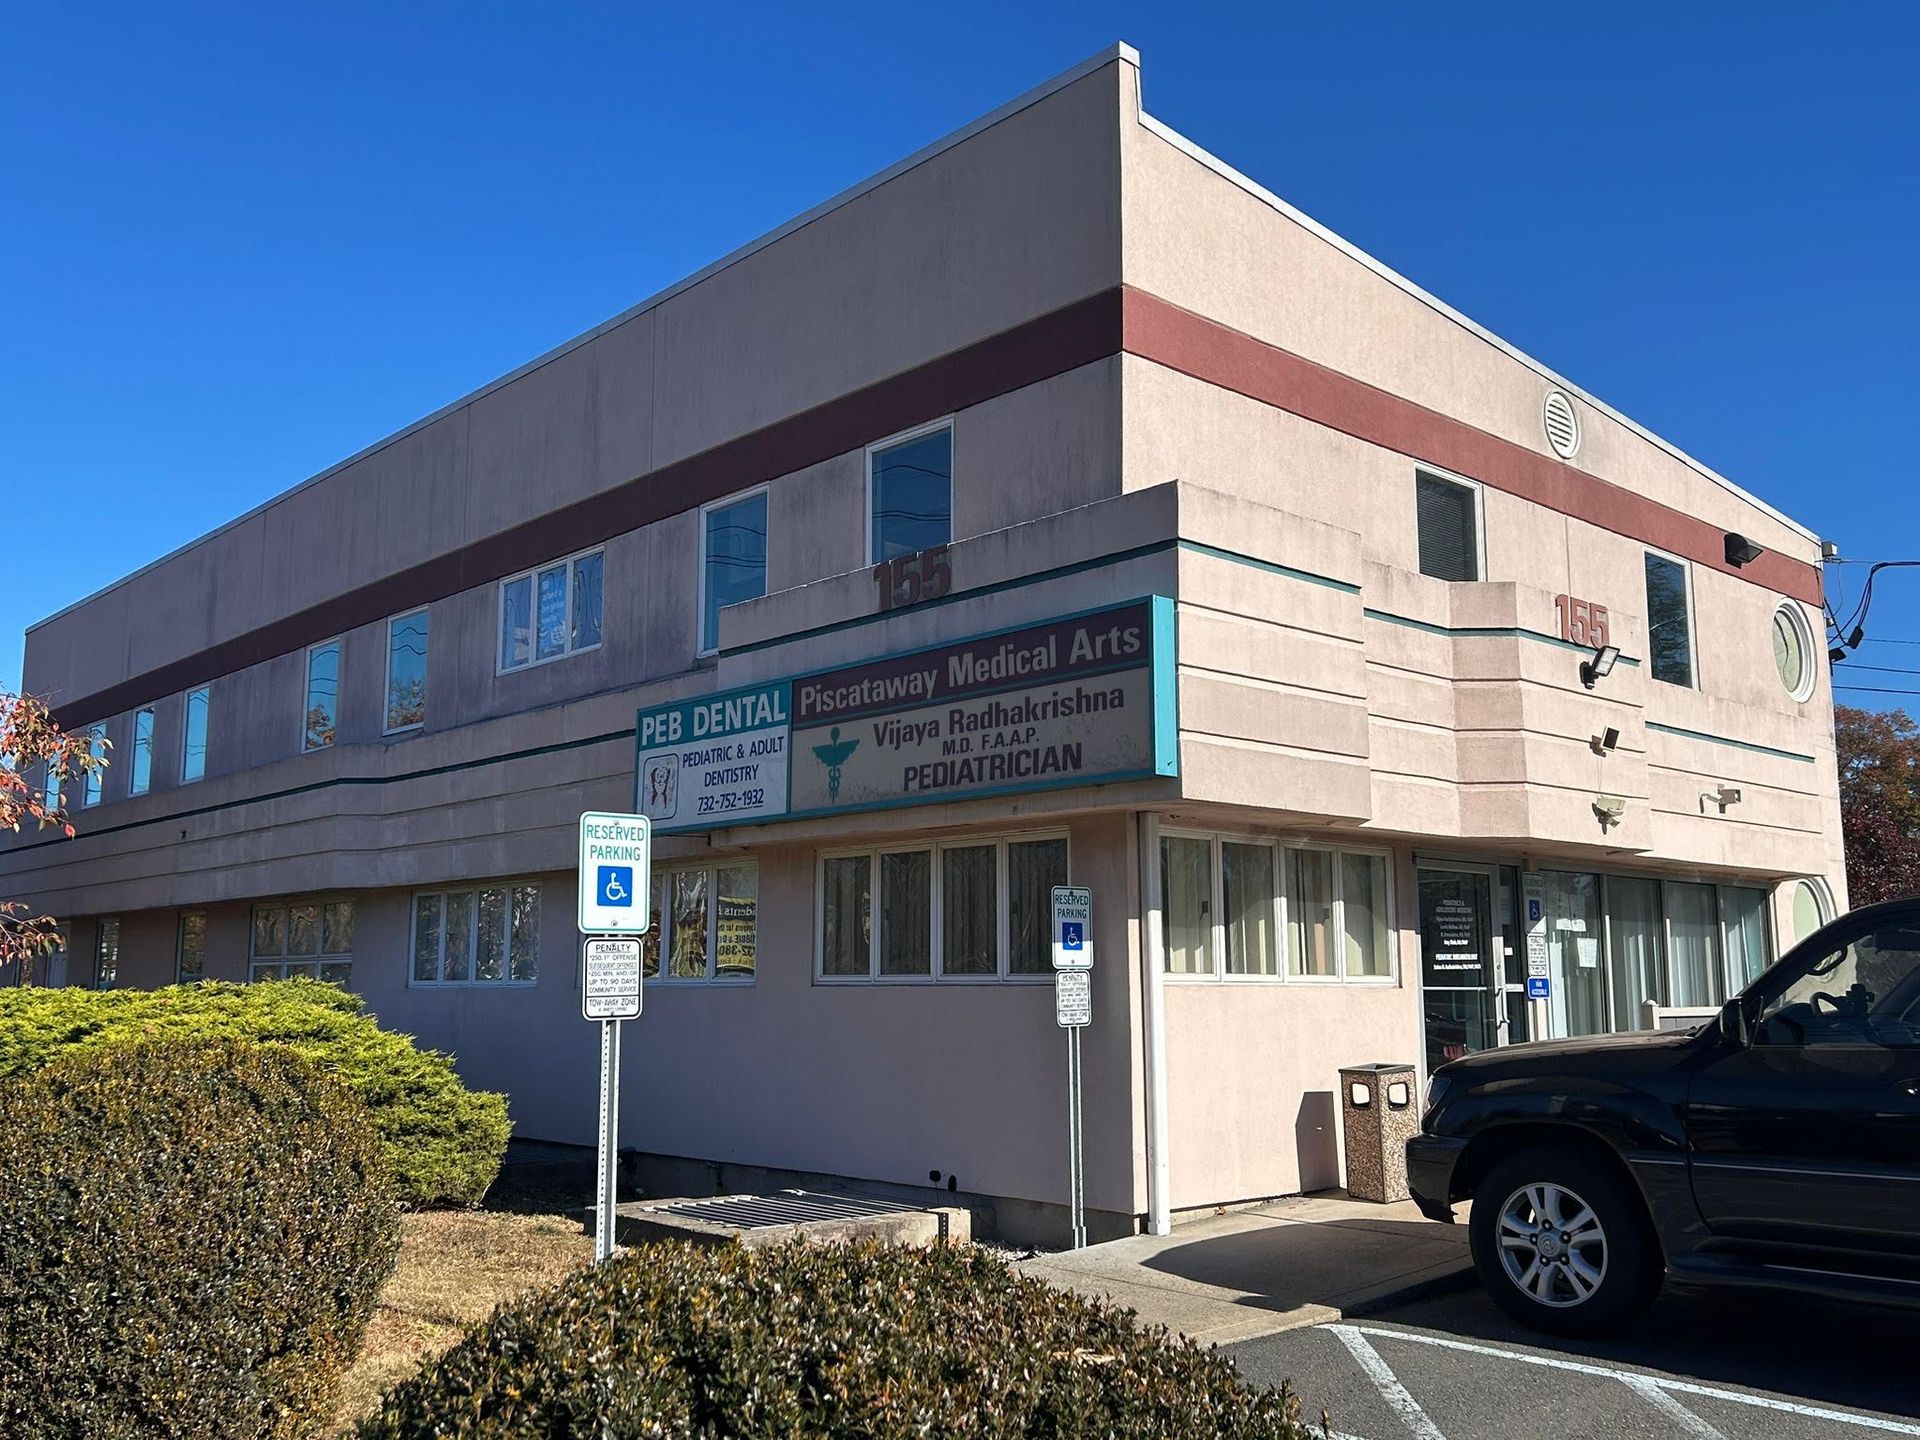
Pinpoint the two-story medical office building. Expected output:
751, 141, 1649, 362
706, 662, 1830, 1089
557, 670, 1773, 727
2, 47, 1845, 1241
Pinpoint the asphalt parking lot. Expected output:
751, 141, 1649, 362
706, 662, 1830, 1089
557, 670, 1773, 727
1229, 1280, 1920, 1439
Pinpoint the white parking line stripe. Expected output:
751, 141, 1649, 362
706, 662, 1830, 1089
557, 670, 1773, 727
1620, 1374, 1728, 1439
1338, 1325, 1920, 1435
1328, 1325, 1450, 1440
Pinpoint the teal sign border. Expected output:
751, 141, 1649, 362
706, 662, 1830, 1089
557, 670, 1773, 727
636, 594, 1178, 828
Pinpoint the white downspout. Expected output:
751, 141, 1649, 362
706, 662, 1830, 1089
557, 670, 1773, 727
1139, 810, 1171, 1234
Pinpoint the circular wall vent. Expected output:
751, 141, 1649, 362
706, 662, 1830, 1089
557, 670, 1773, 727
1543, 389, 1581, 459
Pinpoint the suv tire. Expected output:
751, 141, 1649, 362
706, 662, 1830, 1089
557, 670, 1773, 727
1468, 1145, 1661, 1335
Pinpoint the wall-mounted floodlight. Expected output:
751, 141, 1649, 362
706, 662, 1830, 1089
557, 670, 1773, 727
1591, 726, 1621, 755
1725, 533, 1765, 568
1580, 644, 1622, 689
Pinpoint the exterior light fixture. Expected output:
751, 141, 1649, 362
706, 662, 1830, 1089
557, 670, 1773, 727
1593, 795, 1627, 830
1580, 644, 1622, 689
1725, 533, 1764, 567
1590, 726, 1621, 755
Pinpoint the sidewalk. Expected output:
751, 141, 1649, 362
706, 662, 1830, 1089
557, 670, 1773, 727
1018, 1192, 1472, 1346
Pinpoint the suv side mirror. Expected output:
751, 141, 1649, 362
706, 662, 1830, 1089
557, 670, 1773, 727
1719, 995, 1753, 1048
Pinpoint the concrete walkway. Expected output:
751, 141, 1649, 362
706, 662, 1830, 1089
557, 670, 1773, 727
1018, 1193, 1472, 1346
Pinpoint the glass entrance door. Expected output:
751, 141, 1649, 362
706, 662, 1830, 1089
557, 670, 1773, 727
1419, 865, 1502, 1073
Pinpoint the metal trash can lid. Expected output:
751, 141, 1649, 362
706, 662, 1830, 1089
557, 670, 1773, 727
1338, 1062, 1416, 1076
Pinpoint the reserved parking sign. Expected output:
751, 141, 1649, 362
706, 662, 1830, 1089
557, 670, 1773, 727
1051, 886, 1092, 971
578, 812, 652, 935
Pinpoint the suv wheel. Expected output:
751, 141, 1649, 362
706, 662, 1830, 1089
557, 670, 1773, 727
1468, 1146, 1660, 1335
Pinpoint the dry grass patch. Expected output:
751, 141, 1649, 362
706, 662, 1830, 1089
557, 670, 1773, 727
333, 1207, 592, 1432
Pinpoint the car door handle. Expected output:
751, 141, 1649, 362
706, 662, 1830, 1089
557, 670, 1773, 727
1900, 1079, 1920, 1100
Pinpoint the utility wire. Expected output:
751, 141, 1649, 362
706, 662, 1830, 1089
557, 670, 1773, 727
1835, 684, 1920, 697
1835, 662, 1920, 676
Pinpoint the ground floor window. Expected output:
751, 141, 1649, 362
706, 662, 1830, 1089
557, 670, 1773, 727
643, 862, 758, 982
251, 899, 354, 984
95, 917, 120, 989
1162, 831, 1392, 983
817, 835, 1066, 982
411, 885, 539, 986
177, 911, 207, 983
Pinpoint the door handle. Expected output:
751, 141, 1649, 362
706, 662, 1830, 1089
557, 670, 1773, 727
1899, 1079, 1920, 1100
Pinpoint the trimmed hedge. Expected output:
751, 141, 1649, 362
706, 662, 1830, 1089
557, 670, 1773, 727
0, 979, 509, 1206
0, 1035, 400, 1440
359, 1240, 1314, 1438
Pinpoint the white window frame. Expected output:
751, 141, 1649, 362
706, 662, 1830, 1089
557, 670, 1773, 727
407, 882, 541, 988
864, 417, 955, 566
814, 831, 1069, 984
82, 723, 107, 807
1643, 545, 1698, 689
249, 897, 356, 985
302, 637, 344, 753
651, 861, 759, 985
495, 547, 605, 675
696, 484, 771, 660
383, 607, 430, 736
129, 706, 154, 796
180, 684, 210, 785
1160, 827, 1398, 985
1772, 600, 1818, 703
176, 910, 207, 984
1413, 464, 1489, 585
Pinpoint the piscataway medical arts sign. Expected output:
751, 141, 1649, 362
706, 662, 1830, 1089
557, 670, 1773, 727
635, 597, 1176, 832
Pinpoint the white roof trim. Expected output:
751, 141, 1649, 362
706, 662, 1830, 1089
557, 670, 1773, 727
1131, 108, 1819, 546
28, 43, 1142, 634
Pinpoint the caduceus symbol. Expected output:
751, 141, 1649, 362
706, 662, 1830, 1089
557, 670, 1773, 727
811, 725, 859, 804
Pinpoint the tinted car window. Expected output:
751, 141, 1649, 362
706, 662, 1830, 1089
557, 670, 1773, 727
1755, 926, 1920, 1048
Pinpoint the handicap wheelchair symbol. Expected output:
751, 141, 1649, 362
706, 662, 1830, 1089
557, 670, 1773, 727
1061, 921, 1084, 951
597, 866, 635, 908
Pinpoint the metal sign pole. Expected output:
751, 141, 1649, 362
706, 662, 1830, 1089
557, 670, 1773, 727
1067, 1024, 1087, 1249
594, 1015, 621, 1262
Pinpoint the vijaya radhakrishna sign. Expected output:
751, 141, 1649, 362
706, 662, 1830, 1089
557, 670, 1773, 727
634, 596, 1176, 831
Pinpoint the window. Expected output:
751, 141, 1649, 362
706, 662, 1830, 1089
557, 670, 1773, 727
1644, 551, 1694, 687
42, 759, 61, 816
412, 885, 539, 985
251, 899, 353, 984
1772, 602, 1815, 701
817, 835, 1066, 981
82, 724, 106, 807
94, 917, 120, 989
1665, 880, 1722, 1007
1162, 831, 1394, 982
304, 640, 341, 751
647, 863, 757, 982
1415, 471, 1481, 583
177, 911, 207, 983
1755, 924, 1920, 1049
499, 549, 603, 671
385, 608, 429, 733
699, 488, 769, 656
130, 708, 154, 795
1791, 877, 1833, 944
868, 421, 952, 563
181, 685, 210, 783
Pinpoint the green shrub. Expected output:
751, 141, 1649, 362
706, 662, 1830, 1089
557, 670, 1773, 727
0, 979, 509, 1206
0, 1035, 401, 1440
358, 1240, 1313, 1438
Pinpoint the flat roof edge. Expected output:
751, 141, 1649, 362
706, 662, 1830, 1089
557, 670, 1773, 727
1132, 109, 1821, 547
27, 42, 1143, 638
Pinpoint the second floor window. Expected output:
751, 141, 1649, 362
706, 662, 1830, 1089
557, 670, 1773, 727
43, 759, 62, 815
1644, 551, 1694, 687
869, 421, 952, 563
1415, 471, 1481, 582
304, 640, 341, 751
386, 608, 429, 733
700, 488, 769, 656
182, 685, 210, 783
499, 549, 603, 671
82, 725, 106, 807
130, 707, 154, 795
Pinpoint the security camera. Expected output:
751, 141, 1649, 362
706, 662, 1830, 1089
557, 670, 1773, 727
1593, 796, 1627, 829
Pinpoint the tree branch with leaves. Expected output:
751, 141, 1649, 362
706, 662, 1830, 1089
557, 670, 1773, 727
1835, 704, 1920, 907
2, 691, 109, 972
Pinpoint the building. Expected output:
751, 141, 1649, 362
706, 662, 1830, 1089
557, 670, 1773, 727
2, 46, 1844, 1241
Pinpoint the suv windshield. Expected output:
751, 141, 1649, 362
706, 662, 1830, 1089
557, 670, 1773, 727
1754, 925, 1920, 1048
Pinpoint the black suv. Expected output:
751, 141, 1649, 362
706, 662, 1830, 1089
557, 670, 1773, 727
1409, 897, 1920, 1334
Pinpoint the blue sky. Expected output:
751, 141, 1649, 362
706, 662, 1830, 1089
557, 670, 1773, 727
4, 3, 1916, 708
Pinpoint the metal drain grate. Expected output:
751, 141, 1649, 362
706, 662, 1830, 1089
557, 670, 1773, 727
653, 1190, 915, 1230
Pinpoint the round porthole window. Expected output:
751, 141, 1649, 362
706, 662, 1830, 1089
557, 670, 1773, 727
1790, 878, 1832, 943
1772, 603, 1816, 701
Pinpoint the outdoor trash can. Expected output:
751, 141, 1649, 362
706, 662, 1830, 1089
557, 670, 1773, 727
1340, 1062, 1418, 1203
